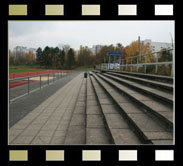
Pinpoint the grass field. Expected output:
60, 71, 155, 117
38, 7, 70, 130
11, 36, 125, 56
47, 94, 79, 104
9, 66, 46, 73
9, 68, 45, 73
9, 65, 94, 73
75, 66, 94, 71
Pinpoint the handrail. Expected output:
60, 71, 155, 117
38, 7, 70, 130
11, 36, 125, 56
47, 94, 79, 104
9, 71, 68, 103
9, 72, 61, 81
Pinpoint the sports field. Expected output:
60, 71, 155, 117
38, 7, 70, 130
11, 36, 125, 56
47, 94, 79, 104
9, 65, 47, 73
9, 66, 73, 88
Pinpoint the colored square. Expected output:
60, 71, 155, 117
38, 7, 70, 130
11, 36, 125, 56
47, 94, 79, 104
45, 5, 64, 15
119, 150, 137, 161
9, 5, 27, 16
46, 150, 64, 161
9, 150, 28, 161
82, 5, 100, 16
118, 5, 137, 15
155, 5, 173, 15
155, 150, 174, 161
82, 150, 101, 161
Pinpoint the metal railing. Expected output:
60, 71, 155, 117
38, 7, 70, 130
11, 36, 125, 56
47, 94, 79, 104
98, 49, 174, 76
9, 71, 68, 103
120, 49, 174, 76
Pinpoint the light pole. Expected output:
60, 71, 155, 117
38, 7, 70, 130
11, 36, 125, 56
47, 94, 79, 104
138, 36, 142, 63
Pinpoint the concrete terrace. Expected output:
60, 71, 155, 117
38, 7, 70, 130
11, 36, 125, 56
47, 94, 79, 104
9, 71, 174, 145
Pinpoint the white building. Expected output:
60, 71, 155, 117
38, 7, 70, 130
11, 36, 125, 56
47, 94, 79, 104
14, 46, 28, 55
90, 45, 104, 55
13, 46, 37, 58
143, 39, 173, 52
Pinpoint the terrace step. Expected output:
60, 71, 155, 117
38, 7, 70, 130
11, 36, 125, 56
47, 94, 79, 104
106, 71, 173, 93
91, 72, 173, 145
64, 79, 87, 144
86, 75, 113, 144
94, 72, 173, 131
90, 74, 143, 144
107, 71, 173, 84
103, 73, 173, 105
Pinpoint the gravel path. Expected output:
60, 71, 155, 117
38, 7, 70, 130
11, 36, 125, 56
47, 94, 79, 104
9, 71, 82, 128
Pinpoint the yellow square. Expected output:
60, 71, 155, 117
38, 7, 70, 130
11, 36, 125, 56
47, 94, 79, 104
82, 5, 100, 15
9, 150, 28, 161
9, 5, 27, 16
46, 150, 64, 161
45, 5, 64, 15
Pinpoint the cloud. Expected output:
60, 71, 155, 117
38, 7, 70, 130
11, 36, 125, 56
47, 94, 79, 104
9, 21, 174, 50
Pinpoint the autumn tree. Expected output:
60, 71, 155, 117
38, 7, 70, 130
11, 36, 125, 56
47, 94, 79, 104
96, 43, 123, 64
123, 41, 152, 64
77, 45, 94, 66
25, 51, 36, 64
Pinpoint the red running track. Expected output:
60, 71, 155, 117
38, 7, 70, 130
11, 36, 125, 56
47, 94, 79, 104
10, 80, 38, 88
9, 70, 73, 79
9, 70, 73, 88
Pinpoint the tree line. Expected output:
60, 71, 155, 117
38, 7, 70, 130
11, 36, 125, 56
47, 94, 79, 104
36, 46, 76, 69
9, 41, 172, 68
9, 50, 36, 65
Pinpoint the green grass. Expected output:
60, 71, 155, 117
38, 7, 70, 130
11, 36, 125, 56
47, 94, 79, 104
75, 66, 94, 71
9, 68, 45, 73
9, 65, 47, 73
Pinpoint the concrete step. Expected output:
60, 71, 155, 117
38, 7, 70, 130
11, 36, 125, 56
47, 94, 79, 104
92, 73, 173, 145
90, 75, 143, 144
64, 79, 87, 144
95, 72, 173, 132
103, 73, 173, 105
107, 71, 173, 84
106, 71, 173, 93
86, 76, 113, 144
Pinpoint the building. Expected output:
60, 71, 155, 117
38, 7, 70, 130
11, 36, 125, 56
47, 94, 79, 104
14, 46, 28, 56
13, 46, 37, 58
143, 39, 173, 52
90, 45, 104, 55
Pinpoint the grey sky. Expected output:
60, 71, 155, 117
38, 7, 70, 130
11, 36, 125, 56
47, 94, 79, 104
9, 21, 174, 50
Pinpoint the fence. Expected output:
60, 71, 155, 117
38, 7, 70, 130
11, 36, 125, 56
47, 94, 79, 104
9, 71, 68, 103
98, 49, 174, 76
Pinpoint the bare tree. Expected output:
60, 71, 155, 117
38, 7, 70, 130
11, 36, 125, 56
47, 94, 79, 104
58, 44, 70, 54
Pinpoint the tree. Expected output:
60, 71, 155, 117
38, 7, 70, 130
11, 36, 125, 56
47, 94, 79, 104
9, 50, 15, 65
42, 46, 52, 68
123, 41, 152, 64
51, 47, 60, 68
25, 51, 36, 64
96, 44, 116, 64
58, 44, 70, 54
158, 48, 172, 62
77, 45, 94, 66
58, 50, 65, 68
36, 47, 42, 65
66, 48, 76, 69
13, 51, 27, 65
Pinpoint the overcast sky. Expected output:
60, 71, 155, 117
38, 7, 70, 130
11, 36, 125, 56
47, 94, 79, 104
9, 21, 174, 50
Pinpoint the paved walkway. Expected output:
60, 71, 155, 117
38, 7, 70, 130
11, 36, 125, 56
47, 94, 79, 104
9, 71, 81, 127
9, 73, 84, 145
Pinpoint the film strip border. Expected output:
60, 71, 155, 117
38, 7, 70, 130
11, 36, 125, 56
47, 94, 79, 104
7, 149, 176, 162
8, 4, 174, 16
7, 1, 175, 19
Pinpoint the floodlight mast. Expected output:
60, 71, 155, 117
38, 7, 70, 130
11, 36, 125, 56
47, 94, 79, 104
138, 36, 142, 63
